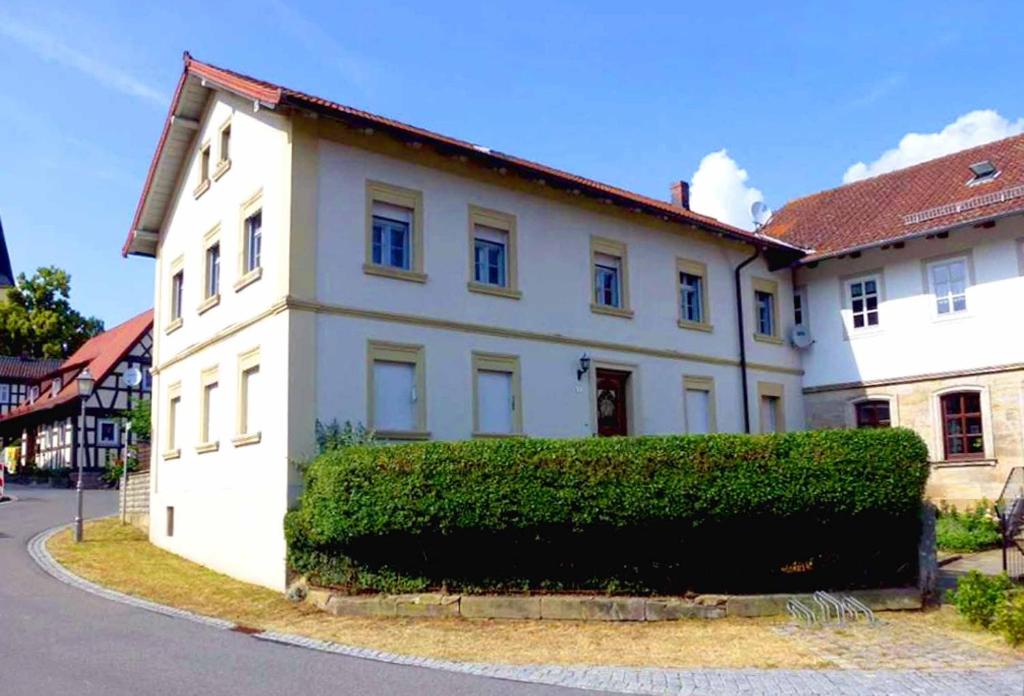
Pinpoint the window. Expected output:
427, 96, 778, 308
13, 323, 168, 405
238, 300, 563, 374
97, 419, 118, 446
855, 400, 891, 428
205, 243, 221, 299
941, 392, 985, 460
28, 385, 39, 402
757, 382, 785, 433
472, 353, 522, 436
164, 382, 181, 458
590, 237, 631, 317
367, 341, 427, 438
364, 181, 425, 281
245, 211, 262, 273
928, 257, 968, 315
793, 286, 807, 327
219, 123, 231, 164
171, 270, 184, 321
372, 202, 411, 270
195, 142, 211, 196
683, 376, 716, 434
847, 276, 880, 329
235, 348, 260, 445
467, 206, 519, 297
199, 367, 219, 450
752, 278, 779, 341
677, 259, 710, 330
0, 384, 8, 403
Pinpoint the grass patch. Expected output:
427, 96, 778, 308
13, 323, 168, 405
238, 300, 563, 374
47, 519, 1020, 669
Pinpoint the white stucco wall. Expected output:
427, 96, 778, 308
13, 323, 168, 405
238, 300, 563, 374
795, 215, 1024, 388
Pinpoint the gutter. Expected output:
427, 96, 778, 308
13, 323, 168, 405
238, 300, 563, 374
734, 246, 761, 433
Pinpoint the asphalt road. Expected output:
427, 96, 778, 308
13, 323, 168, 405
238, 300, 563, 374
0, 486, 608, 696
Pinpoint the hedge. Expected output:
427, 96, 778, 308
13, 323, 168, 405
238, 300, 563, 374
285, 428, 930, 595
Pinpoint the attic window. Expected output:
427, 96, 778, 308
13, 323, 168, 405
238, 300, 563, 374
51, 378, 61, 396
968, 160, 998, 184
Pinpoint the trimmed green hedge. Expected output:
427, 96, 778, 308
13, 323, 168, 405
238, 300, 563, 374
286, 428, 930, 595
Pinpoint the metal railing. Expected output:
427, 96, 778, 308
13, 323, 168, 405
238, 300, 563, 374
996, 467, 1024, 580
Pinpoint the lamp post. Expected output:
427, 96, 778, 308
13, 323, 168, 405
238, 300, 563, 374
74, 367, 94, 543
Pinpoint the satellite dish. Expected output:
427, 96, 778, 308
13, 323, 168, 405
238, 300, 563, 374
751, 200, 773, 228
790, 325, 815, 350
123, 367, 143, 387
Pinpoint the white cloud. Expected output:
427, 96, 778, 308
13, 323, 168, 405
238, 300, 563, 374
689, 150, 764, 231
843, 110, 1024, 183
0, 13, 164, 107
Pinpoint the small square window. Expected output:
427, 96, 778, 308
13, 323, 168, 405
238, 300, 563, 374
98, 419, 119, 446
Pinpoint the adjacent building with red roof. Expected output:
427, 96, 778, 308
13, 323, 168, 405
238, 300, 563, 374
0, 310, 153, 482
765, 133, 1024, 505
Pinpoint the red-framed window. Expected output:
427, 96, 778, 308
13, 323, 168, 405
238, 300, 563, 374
855, 400, 891, 428
941, 392, 984, 460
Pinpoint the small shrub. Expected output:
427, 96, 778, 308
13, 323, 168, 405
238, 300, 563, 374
994, 591, 1024, 646
314, 419, 377, 454
950, 571, 1013, 628
936, 501, 1001, 553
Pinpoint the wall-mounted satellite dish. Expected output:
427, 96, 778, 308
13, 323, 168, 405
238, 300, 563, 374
751, 200, 773, 228
123, 367, 143, 387
790, 325, 815, 350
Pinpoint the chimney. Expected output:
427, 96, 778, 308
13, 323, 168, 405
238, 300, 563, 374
670, 181, 690, 210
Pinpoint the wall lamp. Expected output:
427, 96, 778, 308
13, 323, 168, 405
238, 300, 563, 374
576, 352, 591, 381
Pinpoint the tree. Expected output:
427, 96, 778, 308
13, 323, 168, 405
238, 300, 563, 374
0, 266, 104, 358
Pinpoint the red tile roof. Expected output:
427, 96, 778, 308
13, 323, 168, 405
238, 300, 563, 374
0, 310, 152, 424
0, 356, 63, 381
766, 133, 1024, 261
123, 54, 802, 258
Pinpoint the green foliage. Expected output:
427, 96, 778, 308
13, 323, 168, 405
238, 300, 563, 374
121, 397, 152, 442
950, 571, 1013, 628
0, 266, 104, 358
101, 458, 139, 485
936, 501, 1001, 553
286, 428, 930, 595
315, 419, 377, 454
994, 590, 1024, 646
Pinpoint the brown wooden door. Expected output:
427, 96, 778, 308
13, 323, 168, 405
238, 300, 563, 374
596, 369, 629, 436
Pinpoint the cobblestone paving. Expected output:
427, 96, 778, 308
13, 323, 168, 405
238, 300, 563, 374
33, 523, 1024, 695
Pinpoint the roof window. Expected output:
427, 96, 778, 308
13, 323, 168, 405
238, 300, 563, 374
968, 160, 998, 184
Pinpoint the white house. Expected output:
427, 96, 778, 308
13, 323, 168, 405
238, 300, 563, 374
766, 134, 1024, 507
123, 55, 806, 590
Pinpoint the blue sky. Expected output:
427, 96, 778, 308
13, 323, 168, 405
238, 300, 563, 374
1, 1, 1022, 326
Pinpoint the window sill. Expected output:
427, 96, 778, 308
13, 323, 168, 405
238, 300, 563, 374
932, 458, 996, 469
197, 294, 220, 315
233, 267, 262, 292
362, 264, 428, 284
375, 429, 430, 441
164, 318, 183, 335
472, 431, 526, 439
678, 319, 713, 333
195, 441, 219, 454
232, 432, 262, 447
213, 159, 231, 181
193, 179, 210, 199
467, 282, 522, 299
931, 311, 973, 325
753, 332, 783, 345
590, 303, 634, 319
845, 327, 884, 341
162, 449, 181, 461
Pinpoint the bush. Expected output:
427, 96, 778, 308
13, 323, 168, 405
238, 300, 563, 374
994, 591, 1024, 646
936, 501, 1001, 553
286, 428, 930, 595
950, 571, 1013, 628
314, 419, 377, 454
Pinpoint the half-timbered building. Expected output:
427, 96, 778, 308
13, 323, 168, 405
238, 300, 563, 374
0, 356, 62, 417
0, 310, 153, 484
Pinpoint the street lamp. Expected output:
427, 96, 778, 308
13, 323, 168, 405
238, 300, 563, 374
73, 367, 94, 543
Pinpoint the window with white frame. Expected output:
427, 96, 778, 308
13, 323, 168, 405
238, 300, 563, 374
368, 341, 426, 437
236, 349, 260, 441
371, 202, 412, 271
97, 419, 118, 446
205, 243, 220, 299
171, 270, 184, 321
200, 367, 219, 447
244, 210, 262, 274
472, 353, 521, 436
677, 258, 709, 328
758, 382, 785, 433
0, 384, 9, 403
793, 287, 807, 327
928, 257, 968, 315
847, 276, 880, 329
594, 254, 621, 308
683, 376, 715, 434
473, 225, 508, 287
756, 291, 775, 336
590, 237, 630, 315
166, 384, 181, 454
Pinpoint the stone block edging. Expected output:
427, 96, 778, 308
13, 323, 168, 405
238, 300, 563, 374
306, 586, 921, 621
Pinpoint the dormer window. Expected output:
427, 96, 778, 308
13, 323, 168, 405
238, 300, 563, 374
51, 378, 61, 396
968, 160, 998, 185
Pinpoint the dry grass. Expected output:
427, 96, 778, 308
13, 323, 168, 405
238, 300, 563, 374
47, 519, 1020, 670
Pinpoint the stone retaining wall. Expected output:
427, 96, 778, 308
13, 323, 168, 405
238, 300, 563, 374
303, 586, 922, 621
120, 470, 150, 531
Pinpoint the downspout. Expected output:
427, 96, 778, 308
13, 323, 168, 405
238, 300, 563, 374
734, 246, 761, 434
